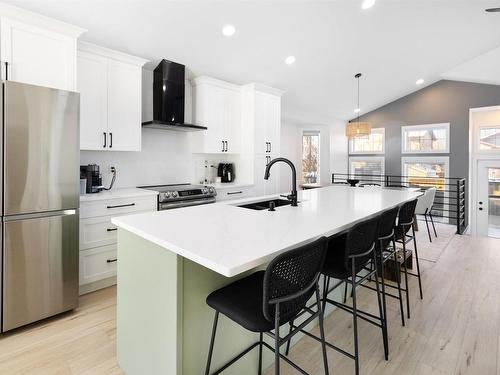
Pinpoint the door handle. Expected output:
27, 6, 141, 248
109, 132, 113, 148
479, 207, 483, 211
479, 201, 483, 205
106, 203, 135, 209
103, 132, 107, 148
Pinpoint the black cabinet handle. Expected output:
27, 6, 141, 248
479, 201, 483, 205
221, 141, 224, 152
266, 142, 269, 153
5, 61, 8, 81
106, 203, 135, 209
269, 142, 272, 153
107, 228, 118, 232
103, 132, 107, 148
225, 141, 228, 152
109, 132, 113, 148
107, 258, 117, 263
227, 191, 243, 195
479, 207, 483, 211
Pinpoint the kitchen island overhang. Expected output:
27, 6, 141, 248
112, 186, 422, 375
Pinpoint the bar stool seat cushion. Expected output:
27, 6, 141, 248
206, 271, 274, 332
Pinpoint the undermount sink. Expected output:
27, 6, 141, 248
238, 198, 295, 211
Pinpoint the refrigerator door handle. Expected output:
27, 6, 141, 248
3, 209, 77, 222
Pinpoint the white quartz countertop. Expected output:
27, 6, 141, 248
80, 188, 158, 202
112, 186, 422, 277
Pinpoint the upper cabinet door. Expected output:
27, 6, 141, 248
223, 88, 241, 153
0, 17, 77, 91
78, 51, 108, 150
107, 59, 142, 151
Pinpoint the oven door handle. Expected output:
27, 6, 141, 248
159, 198, 216, 210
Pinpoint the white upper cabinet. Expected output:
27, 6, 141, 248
0, 5, 85, 91
78, 42, 147, 151
191, 76, 241, 154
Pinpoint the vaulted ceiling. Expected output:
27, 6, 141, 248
6, 0, 500, 123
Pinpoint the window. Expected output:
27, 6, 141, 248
349, 128, 385, 154
401, 156, 449, 191
302, 131, 320, 184
402, 123, 450, 153
479, 126, 500, 151
349, 156, 385, 178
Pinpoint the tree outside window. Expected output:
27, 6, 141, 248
302, 131, 320, 184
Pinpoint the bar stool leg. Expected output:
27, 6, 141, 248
322, 276, 330, 314
351, 260, 360, 375
393, 236, 405, 327
258, 332, 263, 375
373, 251, 389, 360
412, 224, 424, 300
205, 311, 219, 375
316, 285, 330, 375
430, 212, 437, 237
274, 304, 281, 375
402, 232, 411, 319
343, 280, 348, 304
373, 241, 389, 361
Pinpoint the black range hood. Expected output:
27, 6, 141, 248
142, 59, 206, 131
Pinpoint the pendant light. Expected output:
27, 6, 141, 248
346, 73, 372, 138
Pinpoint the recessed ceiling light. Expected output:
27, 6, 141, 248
485, 7, 500, 12
222, 24, 236, 37
354, 108, 361, 113
284, 56, 296, 65
362, 0, 376, 10
416, 78, 425, 85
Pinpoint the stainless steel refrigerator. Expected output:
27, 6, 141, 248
1, 81, 80, 332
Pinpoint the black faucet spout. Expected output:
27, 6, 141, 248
264, 157, 298, 206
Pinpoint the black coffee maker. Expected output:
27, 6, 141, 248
217, 163, 235, 183
80, 164, 102, 193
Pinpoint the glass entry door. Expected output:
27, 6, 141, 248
477, 161, 500, 238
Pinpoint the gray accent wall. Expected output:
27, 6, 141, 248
354, 80, 500, 181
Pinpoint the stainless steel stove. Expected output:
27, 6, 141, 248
139, 184, 217, 210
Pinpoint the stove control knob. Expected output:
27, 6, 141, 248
208, 187, 215, 194
171, 191, 178, 198
164, 192, 171, 199
202, 188, 208, 194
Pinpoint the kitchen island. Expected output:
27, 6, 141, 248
111, 185, 421, 375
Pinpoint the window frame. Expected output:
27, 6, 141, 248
301, 130, 321, 184
349, 156, 386, 177
348, 127, 385, 155
401, 123, 450, 154
477, 124, 500, 153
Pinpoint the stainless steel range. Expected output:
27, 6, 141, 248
139, 184, 217, 210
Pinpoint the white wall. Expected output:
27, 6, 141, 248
279, 119, 347, 192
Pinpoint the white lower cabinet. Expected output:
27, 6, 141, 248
216, 185, 255, 201
79, 245, 117, 286
79, 192, 156, 294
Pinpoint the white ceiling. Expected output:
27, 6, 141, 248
5, 0, 500, 124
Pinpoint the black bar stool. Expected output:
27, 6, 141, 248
395, 199, 423, 319
204, 237, 330, 375
304, 216, 387, 375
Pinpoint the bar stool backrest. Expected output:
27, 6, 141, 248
263, 237, 328, 323
344, 216, 379, 271
377, 206, 400, 249
398, 199, 418, 235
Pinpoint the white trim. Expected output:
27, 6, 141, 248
242, 82, 284, 97
476, 124, 500, 153
349, 156, 385, 176
0, 3, 86, 38
192, 76, 242, 92
401, 123, 450, 154
349, 127, 385, 155
78, 41, 148, 66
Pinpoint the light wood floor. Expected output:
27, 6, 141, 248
0, 234, 499, 375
